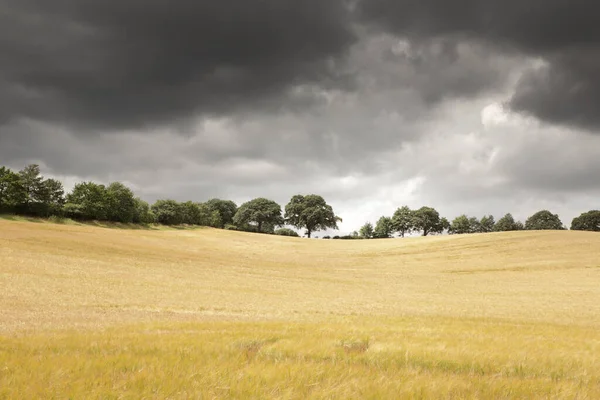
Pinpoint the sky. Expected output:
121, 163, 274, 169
1, 0, 599, 234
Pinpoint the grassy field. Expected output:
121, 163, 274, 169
1, 219, 600, 398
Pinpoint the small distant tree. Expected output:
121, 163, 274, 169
0, 167, 25, 213
359, 222, 374, 239
151, 199, 184, 225
205, 199, 237, 228
450, 215, 471, 235
65, 182, 109, 220
0, 167, 25, 212
234, 198, 284, 233
479, 215, 495, 233
571, 210, 600, 232
18, 164, 44, 214
106, 182, 137, 223
494, 213, 523, 232
179, 201, 208, 225
525, 210, 565, 231
284, 194, 341, 238
391, 206, 414, 237
133, 198, 156, 224
373, 216, 394, 238
35, 178, 65, 217
468, 217, 481, 233
275, 228, 300, 237
412, 206, 445, 236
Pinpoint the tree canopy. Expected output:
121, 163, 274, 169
234, 198, 284, 233
284, 194, 341, 238
494, 213, 524, 232
412, 206, 446, 236
391, 206, 414, 237
571, 210, 600, 232
373, 216, 394, 238
525, 210, 565, 231
359, 222, 374, 239
206, 199, 237, 228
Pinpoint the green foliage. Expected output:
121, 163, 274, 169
133, 198, 156, 224
450, 215, 492, 234
284, 194, 341, 238
234, 198, 284, 233
65, 182, 109, 220
0, 167, 26, 213
525, 210, 565, 231
105, 182, 137, 223
359, 222, 374, 239
571, 210, 600, 232
274, 228, 300, 237
18, 164, 44, 212
373, 216, 394, 238
450, 215, 472, 234
412, 206, 446, 236
205, 199, 237, 228
151, 200, 184, 225
34, 178, 65, 217
494, 213, 523, 232
391, 206, 414, 237
479, 215, 495, 233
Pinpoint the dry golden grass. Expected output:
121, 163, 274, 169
1, 218, 600, 398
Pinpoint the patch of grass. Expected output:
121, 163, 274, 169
1, 319, 599, 398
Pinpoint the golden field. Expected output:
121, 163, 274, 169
1, 218, 600, 398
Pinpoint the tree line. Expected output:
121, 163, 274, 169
1, 164, 599, 237
353, 206, 600, 239
0, 164, 341, 237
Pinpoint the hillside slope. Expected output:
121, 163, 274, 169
1, 219, 599, 333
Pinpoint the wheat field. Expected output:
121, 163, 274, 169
1, 218, 600, 398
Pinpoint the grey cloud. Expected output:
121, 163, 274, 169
0, 0, 355, 130
357, 0, 600, 131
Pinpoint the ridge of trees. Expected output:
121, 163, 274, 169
0, 164, 341, 237
1, 164, 598, 237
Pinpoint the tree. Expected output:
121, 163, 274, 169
450, 215, 472, 235
412, 206, 445, 236
35, 178, 65, 217
133, 198, 156, 224
494, 213, 523, 232
179, 201, 204, 225
571, 210, 600, 232
515, 221, 525, 231
391, 206, 414, 237
65, 182, 109, 220
234, 198, 284, 233
373, 216, 394, 238
151, 199, 184, 225
205, 199, 237, 228
0, 167, 25, 212
479, 215, 495, 233
525, 210, 565, 231
18, 164, 47, 215
440, 217, 451, 234
106, 182, 137, 223
284, 194, 341, 238
468, 217, 481, 233
359, 222, 374, 239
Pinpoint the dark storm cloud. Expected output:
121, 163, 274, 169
0, 0, 355, 130
357, 0, 600, 131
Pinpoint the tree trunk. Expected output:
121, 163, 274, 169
258, 221, 262, 233
307, 229, 312, 238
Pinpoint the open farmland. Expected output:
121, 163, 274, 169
1, 219, 600, 398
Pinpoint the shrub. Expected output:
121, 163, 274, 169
275, 228, 300, 237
